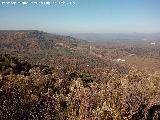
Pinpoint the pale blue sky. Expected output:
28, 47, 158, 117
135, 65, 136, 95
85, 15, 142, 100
0, 0, 160, 33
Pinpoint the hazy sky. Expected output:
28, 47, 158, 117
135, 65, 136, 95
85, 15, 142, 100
0, 0, 160, 33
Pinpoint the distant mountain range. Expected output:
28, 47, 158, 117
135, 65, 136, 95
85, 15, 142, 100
67, 33, 160, 42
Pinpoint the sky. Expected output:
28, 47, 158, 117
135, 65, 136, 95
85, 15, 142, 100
0, 0, 160, 33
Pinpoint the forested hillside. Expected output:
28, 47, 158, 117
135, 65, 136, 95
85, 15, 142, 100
0, 54, 160, 120
0, 31, 160, 120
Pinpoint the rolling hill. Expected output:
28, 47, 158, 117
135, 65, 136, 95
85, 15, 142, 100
0, 30, 160, 119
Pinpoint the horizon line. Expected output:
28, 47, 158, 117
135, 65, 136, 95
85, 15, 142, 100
0, 29, 160, 34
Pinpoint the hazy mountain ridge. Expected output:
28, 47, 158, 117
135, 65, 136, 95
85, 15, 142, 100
69, 33, 160, 42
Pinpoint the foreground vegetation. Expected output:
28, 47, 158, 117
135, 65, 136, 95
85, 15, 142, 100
0, 54, 160, 120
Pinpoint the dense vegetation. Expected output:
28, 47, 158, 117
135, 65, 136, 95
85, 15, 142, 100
0, 54, 160, 120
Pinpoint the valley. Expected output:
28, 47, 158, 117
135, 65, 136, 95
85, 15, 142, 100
0, 30, 160, 120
